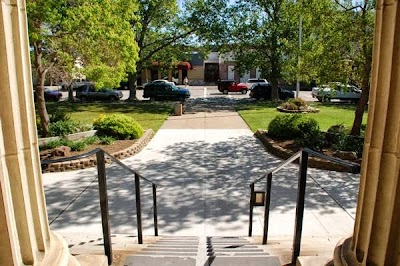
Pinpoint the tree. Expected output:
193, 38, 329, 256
224, 0, 290, 99
27, 0, 139, 136
283, 0, 374, 136
333, 0, 374, 136
127, 0, 229, 100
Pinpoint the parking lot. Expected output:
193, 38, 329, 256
59, 86, 316, 102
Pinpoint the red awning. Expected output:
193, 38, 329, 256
176, 61, 193, 70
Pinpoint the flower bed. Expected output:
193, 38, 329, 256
41, 129, 154, 173
255, 130, 361, 173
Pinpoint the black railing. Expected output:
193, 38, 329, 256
248, 148, 360, 264
41, 148, 158, 265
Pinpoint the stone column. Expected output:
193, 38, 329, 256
334, 0, 400, 265
0, 1, 104, 265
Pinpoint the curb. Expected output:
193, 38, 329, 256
42, 129, 154, 173
255, 130, 359, 173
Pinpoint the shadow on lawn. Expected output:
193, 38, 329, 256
45, 101, 175, 115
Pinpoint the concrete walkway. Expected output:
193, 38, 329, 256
43, 98, 359, 259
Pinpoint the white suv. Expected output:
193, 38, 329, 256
246, 78, 269, 89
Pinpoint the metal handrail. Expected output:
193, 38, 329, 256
41, 148, 158, 265
248, 148, 360, 264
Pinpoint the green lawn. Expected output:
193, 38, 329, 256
237, 101, 368, 132
45, 101, 175, 132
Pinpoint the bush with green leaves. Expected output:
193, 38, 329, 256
48, 120, 80, 137
334, 135, 364, 157
93, 114, 144, 140
50, 110, 71, 123
279, 98, 307, 111
99, 136, 115, 145
39, 136, 100, 152
268, 114, 320, 140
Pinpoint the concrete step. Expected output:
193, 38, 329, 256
297, 256, 332, 266
125, 256, 196, 266
205, 256, 280, 266
125, 236, 281, 266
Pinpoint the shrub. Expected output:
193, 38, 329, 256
268, 114, 320, 140
296, 130, 327, 151
99, 136, 115, 145
39, 136, 100, 152
50, 110, 71, 123
48, 120, 80, 137
331, 133, 364, 157
39, 139, 70, 150
68, 141, 87, 151
93, 114, 144, 140
279, 98, 307, 111
288, 97, 307, 107
280, 102, 299, 110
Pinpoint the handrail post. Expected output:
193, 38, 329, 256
152, 184, 158, 236
292, 150, 309, 264
262, 173, 273, 245
249, 183, 255, 236
135, 173, 143, 244
96, 150, 112, 265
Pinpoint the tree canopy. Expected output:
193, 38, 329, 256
27, 0, 140, 135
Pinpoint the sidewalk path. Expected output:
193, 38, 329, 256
43, 98, 359, 250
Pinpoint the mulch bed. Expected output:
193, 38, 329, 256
40, 139, 137, 161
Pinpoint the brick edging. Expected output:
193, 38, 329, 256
255, 130, 357, 173
42, 129, 154, 173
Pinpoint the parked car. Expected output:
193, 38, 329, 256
217, 80, 248, 94
44, 88, 62, 101
71, 79, 93, 90
152, 79, 176, 86
143, 82, 190, 101
314, 83, 361, 103
33, 87, 63, 102
162, 76, 179, 85
249, 84, 294, 100
75, 84, 123, 101
245, 78, 269, 89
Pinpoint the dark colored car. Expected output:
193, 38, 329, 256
76, 84, 123, 101
44, 88, 62, 101
33, 88, 62, 102
249, 84, 295, 100
143, 82, 190, 101
217, 80, 248, 94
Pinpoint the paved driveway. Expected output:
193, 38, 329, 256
43, 97, 358, 245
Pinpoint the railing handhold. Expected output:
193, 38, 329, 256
248, 148, 361, 264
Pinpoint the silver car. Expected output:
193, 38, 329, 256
314, 83, 361, 103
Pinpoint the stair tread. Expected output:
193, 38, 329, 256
205, 256, 280, 266
125, 256, 196, 266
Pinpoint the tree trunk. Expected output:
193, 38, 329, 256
350, 3, 372, 136
127, 72, 138, 101
35, 73, 50, 137
350, 70, 370, 136
68, 86, 74, 102
33, 41, 50, 136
